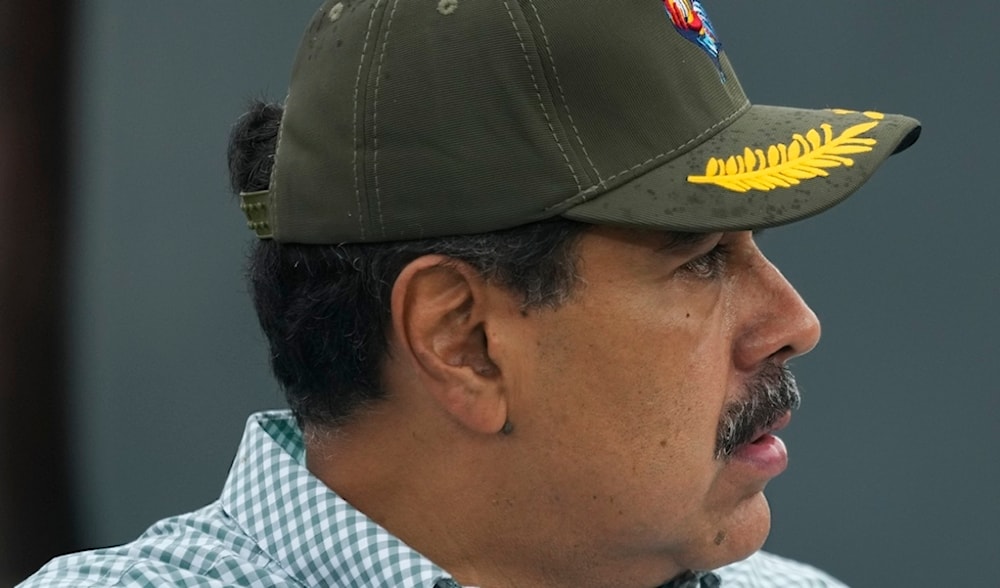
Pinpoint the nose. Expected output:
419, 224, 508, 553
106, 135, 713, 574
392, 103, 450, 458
732, 244, 822, 371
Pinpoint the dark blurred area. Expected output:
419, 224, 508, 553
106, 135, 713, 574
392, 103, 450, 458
0, 0, 81, 583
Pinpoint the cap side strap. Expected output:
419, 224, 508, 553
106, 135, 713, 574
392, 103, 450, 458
239, 190, 273, 239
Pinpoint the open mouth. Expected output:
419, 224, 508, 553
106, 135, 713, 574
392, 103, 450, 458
750, 411, 792, 444
731, 411, 793, 477
748, 411, 792, 445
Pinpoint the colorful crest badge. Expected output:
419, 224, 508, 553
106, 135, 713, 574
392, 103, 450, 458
663, 0, 724, 78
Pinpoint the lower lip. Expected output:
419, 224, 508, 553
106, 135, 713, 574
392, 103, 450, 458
731, 433, 788, 478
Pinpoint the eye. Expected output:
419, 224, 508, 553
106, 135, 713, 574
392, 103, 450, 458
679, 243, 730, 279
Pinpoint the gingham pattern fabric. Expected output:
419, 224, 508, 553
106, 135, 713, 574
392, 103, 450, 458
20, 411, 847, 587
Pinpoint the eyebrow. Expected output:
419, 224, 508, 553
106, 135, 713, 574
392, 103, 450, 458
656, 228, 769, 250
656, 231, 718, 253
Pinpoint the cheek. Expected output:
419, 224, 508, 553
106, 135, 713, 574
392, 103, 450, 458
525, 303, 734, 508
532, 291, 733, 442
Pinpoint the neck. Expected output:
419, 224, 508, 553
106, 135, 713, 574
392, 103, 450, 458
304, 408, 686, 588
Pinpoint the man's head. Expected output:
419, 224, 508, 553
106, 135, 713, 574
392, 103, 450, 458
231, 101, 588, 426
231, 1, 918, 584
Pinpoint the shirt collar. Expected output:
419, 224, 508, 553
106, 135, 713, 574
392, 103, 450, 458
663, 570, 722, 588
219, 410, 454, 588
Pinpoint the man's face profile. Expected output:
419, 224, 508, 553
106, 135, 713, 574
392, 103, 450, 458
462, 227, 817, 578
368, 225, 821, 584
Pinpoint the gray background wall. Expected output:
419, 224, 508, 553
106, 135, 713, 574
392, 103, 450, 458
68, 2, 998, 586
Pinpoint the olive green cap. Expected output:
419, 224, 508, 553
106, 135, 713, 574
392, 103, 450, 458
240, 0, 920, 243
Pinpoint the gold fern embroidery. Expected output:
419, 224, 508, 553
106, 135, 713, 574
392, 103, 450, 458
687, 118, 880, 193
829, 109, 885, 120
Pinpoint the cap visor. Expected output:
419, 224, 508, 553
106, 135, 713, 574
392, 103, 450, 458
562, 105, 921, 232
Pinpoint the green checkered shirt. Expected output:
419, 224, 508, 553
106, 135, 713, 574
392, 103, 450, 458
20, 411, 847, 587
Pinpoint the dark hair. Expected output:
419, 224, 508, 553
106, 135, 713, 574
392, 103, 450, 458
229, 101, 588, 428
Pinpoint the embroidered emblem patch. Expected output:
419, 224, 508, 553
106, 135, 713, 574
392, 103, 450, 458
663, 0, 723, 77
687, 111, 884, 193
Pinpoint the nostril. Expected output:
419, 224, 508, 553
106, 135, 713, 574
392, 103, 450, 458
769, 344, 796, 364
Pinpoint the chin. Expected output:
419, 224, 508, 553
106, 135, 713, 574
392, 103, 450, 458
681, 491, 772, 572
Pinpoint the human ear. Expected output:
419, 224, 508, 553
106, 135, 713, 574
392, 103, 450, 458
390, 256, 508, 435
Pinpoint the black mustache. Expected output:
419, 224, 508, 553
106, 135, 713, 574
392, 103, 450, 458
716, 363, 801, 459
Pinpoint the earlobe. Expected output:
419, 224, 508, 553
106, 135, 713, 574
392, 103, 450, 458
390, 256, 509, 435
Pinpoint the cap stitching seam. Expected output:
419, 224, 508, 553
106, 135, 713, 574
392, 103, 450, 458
602, 100, 749, 184
525, 0, 604, 188
371, 0, 401, 238
502, 0, 581, 192
547, 100, 751, 211
351, 0, 385, 240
